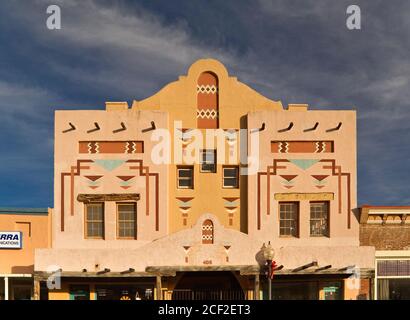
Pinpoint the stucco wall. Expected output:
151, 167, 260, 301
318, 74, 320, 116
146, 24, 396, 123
0, 210, 51, 274
36, 58, 373, 277
247, 109, 358, 246
36, 213, 374, 272
54, 109, 168, 248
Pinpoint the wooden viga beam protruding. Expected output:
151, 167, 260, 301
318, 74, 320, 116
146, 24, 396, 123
62, 122, 76, 133
338, 265, 356, 272
278, 122, 294, 133
250, 122, 265, 133
113, 122, 126, 133
315, 265, 332, 272
326, 122, 342, 132
292, 261, 318, 273
304, 122, 319, 132
142, 121, 156, 133
273, 265, 284, 271
87, 122, 100, 133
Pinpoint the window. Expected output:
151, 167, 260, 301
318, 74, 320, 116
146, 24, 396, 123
177, 166, 194, 189
310, 202, 329, 237
223, 166, 239, 188
117, 203, 137, 239
279, 202, 299, 237
200, 150, 216, 173
85, 203, 104, 239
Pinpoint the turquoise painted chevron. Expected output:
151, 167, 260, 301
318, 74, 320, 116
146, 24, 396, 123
119, 180, 133, 187
288, 159, 320, 170
94, 159, 126, 171
178, 200, 192, 207
224, 200, 238, 207
315, 179, 327, 186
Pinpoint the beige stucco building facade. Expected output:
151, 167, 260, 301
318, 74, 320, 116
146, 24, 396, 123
34, 59, 374, 300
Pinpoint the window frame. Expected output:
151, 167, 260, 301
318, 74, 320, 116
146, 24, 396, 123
177, 166, 194, 189
116, 202, 137, 240
222, 165, 239, 188
309, 201, 330, 237
84, 202, 105, 240
200, 149, 217, 173
279, 202, 299, 238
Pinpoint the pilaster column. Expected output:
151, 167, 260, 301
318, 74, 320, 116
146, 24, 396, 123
4, 276, 9, 300
254, 274, 260, 300
156, 275, 162, 300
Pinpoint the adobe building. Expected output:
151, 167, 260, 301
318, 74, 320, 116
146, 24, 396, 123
360, 205, 410, 300
34, 59, 374, 300
0, 207, 51, 300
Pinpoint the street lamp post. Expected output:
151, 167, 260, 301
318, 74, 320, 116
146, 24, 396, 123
262, 241, 275, 300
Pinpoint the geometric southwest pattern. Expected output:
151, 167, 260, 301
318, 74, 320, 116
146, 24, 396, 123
279, 175, 298, 189
60, 159, 160, 232
94, 159, 126, 171
117, 176, 135, 190
312, 175, 329, 189
79, 141, 144, 154
271, 141, 334, 153
197, 84, 217, 94
127, 160, 160, 231
257, 159, 351, 230
176, 197, 194, 226
196, 109, 218, 119
85, 175, 103, 190
202, 219, 214, 244
197, 72, 219, 129
288, 159, 320, 170
223, 197, 239, 226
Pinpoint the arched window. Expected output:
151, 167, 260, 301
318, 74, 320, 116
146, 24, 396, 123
201, 219, 214, 244
197, 72, 219, 129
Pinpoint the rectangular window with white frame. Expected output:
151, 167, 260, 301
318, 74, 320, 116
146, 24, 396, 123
223, 166, 239, 188
177, 166, 194, 189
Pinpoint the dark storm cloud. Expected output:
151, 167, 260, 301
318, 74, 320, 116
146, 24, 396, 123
0, 0, 409, 206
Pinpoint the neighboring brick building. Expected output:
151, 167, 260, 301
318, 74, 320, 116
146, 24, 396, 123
360, 205, 410, 299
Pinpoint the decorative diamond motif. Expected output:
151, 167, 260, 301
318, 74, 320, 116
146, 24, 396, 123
197, 109, 218, 119
197, 84, 218, 94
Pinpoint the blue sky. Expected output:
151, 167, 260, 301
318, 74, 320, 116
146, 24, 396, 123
0, 0, 409, 207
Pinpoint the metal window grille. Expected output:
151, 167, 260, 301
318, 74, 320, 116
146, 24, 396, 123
310, 202, 329, 237
378, 260, 410, 276
117, 204, 136, 239
85, 203, 104, 238
279, 202, 299, 237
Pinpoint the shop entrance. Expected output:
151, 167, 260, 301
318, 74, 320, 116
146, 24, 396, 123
171, 271, 246, 300
95, 284, 154, 300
